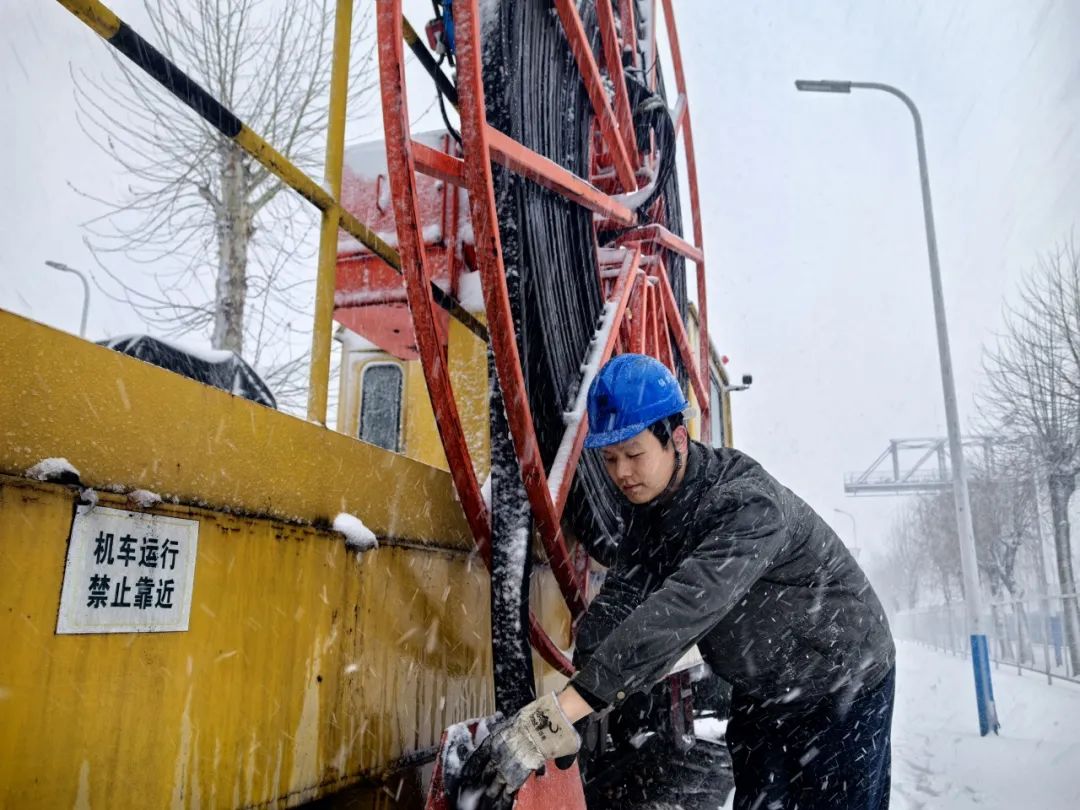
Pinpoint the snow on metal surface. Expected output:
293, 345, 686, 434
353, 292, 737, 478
341, 130, 448, 183
25, 457, 81, 482
103, 333, 235, 365
546, 297, 620, 504
127, 489, 163, 508
456, 270, 485, 313
333, 512, 378, 551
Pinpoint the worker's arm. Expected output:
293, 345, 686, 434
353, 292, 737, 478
568, 484, 787, 710
573, 565, 641, 666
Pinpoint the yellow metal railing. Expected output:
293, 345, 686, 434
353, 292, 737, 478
311, 0, 355, 423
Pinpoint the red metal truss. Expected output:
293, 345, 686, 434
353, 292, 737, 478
552, 0, 637, 192
653, 275, 676, 372
365, 0, 713, 675
454, 0, 588, 622
376, 9, 491, 559
595, 0, 640, 169
661, 0, 711, 442
671, 93, 687, 138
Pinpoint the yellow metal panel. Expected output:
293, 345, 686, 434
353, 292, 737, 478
397, 316, 491, 476
401, 360, 449, 471
0, 477, 494, 808
447, 317, 490, 482
0, 310, 471, 550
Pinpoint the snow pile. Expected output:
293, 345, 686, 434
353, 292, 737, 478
440, 715, 499, 809
694, 717, 728, 744
480, 474, 492, 512
25, 457, 80, 482
457, 270, 485, 313
333, 512, 378, 552
127, 489, 162, 508
891, 641, 1080, 809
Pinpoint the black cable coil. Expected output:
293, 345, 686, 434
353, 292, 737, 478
478, 0, 689, 566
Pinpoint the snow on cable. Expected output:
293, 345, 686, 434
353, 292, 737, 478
545, 255, 629, 504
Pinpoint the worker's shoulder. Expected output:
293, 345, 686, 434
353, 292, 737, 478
699, 442, 774, 491
695, 443, 784, 514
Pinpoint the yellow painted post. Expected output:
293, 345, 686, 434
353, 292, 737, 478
308, 0, 355, 424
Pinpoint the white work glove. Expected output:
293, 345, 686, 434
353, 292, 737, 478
456, 693, 580, 810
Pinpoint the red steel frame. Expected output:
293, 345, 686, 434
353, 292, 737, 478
374, 0, 711, 675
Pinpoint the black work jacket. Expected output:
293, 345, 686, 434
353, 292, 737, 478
569, 441, 895, 709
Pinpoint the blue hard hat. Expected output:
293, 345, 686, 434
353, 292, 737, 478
584, 354, 689, 448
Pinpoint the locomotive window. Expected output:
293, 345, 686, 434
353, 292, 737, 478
359, 363, 402, 452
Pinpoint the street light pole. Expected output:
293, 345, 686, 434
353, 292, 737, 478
832, 508, 859, 560
44, 261, 91, 338
796, 78, 999, 735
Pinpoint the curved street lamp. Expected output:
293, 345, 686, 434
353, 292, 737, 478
796, 78, 998, 736
44, 260, 91, 338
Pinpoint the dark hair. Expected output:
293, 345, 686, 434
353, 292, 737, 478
647, 413, 685, 448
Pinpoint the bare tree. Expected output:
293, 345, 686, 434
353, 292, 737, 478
874, 513, 925, 612
73, 0, 375, 408
911, 491, 963, 603
968, 458, 1038, 663
980, 240, 1080, 669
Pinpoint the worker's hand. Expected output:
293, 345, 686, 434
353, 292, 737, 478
456, 693, 580, 810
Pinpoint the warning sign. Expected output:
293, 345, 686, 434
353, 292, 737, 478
56, 505, 199, 634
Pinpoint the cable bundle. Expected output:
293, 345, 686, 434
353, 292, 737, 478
479, 0, 689, 563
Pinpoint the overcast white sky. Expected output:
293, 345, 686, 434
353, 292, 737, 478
3, 1, 1079, 562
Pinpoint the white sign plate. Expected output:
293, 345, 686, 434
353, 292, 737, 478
56, 505, 199, 634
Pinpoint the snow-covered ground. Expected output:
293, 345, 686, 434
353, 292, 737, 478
891, 640, 1080, 810
696, 640, 1080, 810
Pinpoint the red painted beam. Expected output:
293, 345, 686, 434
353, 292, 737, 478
646, 283, 659, 358
376, 2, 492, 557
486, 126, 634, 226
652, 273, 676, 372
657, 267, 709, 408
671, 93, 687, 138
629, 275, 647, 354
596, 0, 640, 169
618, 0, 639, 68
614, 224, 704, 265
412, 139, 465, 185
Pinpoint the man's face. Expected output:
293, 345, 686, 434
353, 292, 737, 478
600, 428, 679, 504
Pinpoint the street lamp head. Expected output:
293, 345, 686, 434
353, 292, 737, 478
795, 79, 852, 94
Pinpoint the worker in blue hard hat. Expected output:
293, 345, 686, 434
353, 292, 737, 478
461, 353, 895, 810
